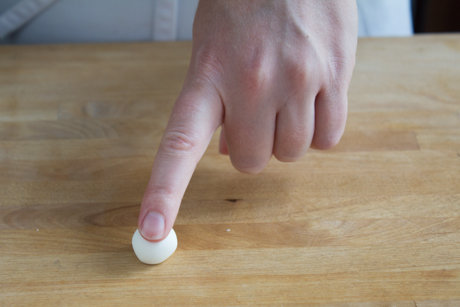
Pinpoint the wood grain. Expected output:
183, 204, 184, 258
1, 35, 460, 306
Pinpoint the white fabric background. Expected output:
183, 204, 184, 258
357, 0, 413, 37
0, 0, 412, 44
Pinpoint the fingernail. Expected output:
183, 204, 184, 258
140, 211, 165, 241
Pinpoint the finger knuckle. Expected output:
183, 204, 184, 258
231, 156, 268, 175
144, 185, 176, 203
234, 164, 265, 175
161, 130, 199, 155
193, 46, 223, 80
325, 55, 355, 86
275, 133, 308, 162
278, 127, 310, 161
314, 132, 342, 150
285, 58, 309, 88
243, 58, 270, 95
274, 154, 301, 163
234, 155, 271, 175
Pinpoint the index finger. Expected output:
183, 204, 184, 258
138, 87, 223, 241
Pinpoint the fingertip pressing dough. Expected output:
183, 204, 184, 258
132, 228, 177, 264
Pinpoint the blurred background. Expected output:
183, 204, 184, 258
413, 0, 460, 33
0, 0, 459, 45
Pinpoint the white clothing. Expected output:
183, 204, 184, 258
357, 0, 413, 37
0, 0, 413, 44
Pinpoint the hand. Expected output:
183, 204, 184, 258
138, 0, 358, 241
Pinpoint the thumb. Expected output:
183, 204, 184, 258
138, 87, 222, 241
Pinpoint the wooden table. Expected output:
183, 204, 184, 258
1, 35, 459, 306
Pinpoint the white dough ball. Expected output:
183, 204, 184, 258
132, 228, 177, 264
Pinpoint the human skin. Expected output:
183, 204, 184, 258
138, 0, 358, 241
